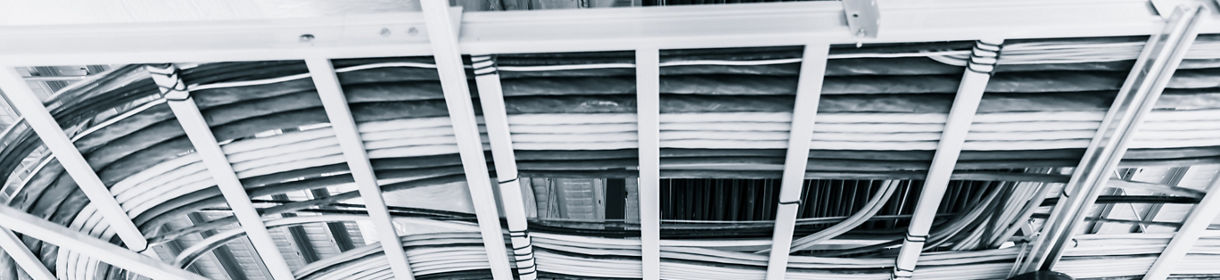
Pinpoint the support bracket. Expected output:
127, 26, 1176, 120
842, 0, 880, 40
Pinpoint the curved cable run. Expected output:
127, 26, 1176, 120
785, 180, 901, 253
7, 37, 1220, 280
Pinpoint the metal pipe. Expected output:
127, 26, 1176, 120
1021, 5, 1204, 272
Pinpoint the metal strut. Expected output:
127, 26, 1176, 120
146, 64, 296, 280
763, 44, 830, 280
891, 38, 1002, 280
1019, 4, 1205, 273
471, 54, 539, 280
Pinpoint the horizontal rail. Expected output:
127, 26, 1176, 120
0, 0, 1217, 65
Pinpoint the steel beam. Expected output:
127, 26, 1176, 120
1020, 5, 1205, 273
419, 3, 514, 280
145, 64, 295, 280
0, 205, 208, 280
0, 227, 54, 280
890, 39, 1002, 280
1145, 170, 1220, 279
471, 53, 538, 280
305, 57, 417, 280
2, 0, 1220, 65
636, 47, 662, 280
0, 66, 148, 250
763, 44, 830, 280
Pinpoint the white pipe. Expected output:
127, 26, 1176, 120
764, 44, 830, 280
146, 65, 295, 280
306, 58, 417, 280
636, 47, 662, 280
0, 205, 208, 280
1023, 5, 1204, 272
891, 39, 1002, 280
419, 3, 514, 280
471, 54, 538, 280
0, 66, 148, 251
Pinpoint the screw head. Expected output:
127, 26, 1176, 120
407, 27, 419, 36
299, 34, 315, 42
380, 27, 392, 37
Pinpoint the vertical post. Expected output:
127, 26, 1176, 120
0, 205, 208, 280
471, 54, 538, 280
145, 64, 295, 280
0, 66, 147, 251
419, 2, 514, 280
891, 39, 1002, 279
635, 47, 662, 280
763, 44, 830, 280
1021, 5, 1203, 272
305, 58, 417, 280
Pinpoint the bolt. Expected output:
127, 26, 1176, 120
407, 27, 419, 36
380, 27, 392, 37
299, 34, 315, 42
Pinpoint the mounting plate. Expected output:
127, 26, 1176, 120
842, 0, 880, 38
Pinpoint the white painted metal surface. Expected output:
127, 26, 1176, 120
0, 1, 1216, 279
0, 66, 148, 251
147, 65, 296, 280
890, 39, 1002, 279
0, 227, 55, 280
419, 2, 514, 280
305, 58, 417, 280
0, 205, 208, 280
1022, 5, 1205, 272
2, 0, 1219, 65
764, 44, 830, 280
636, 47, 662, 280
471, 53, 538, 280
1145, 172, 1220, 279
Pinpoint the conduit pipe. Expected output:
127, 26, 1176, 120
1022, 5, 1204, 272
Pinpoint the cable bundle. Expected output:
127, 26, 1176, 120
4, 37, 1220, 279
